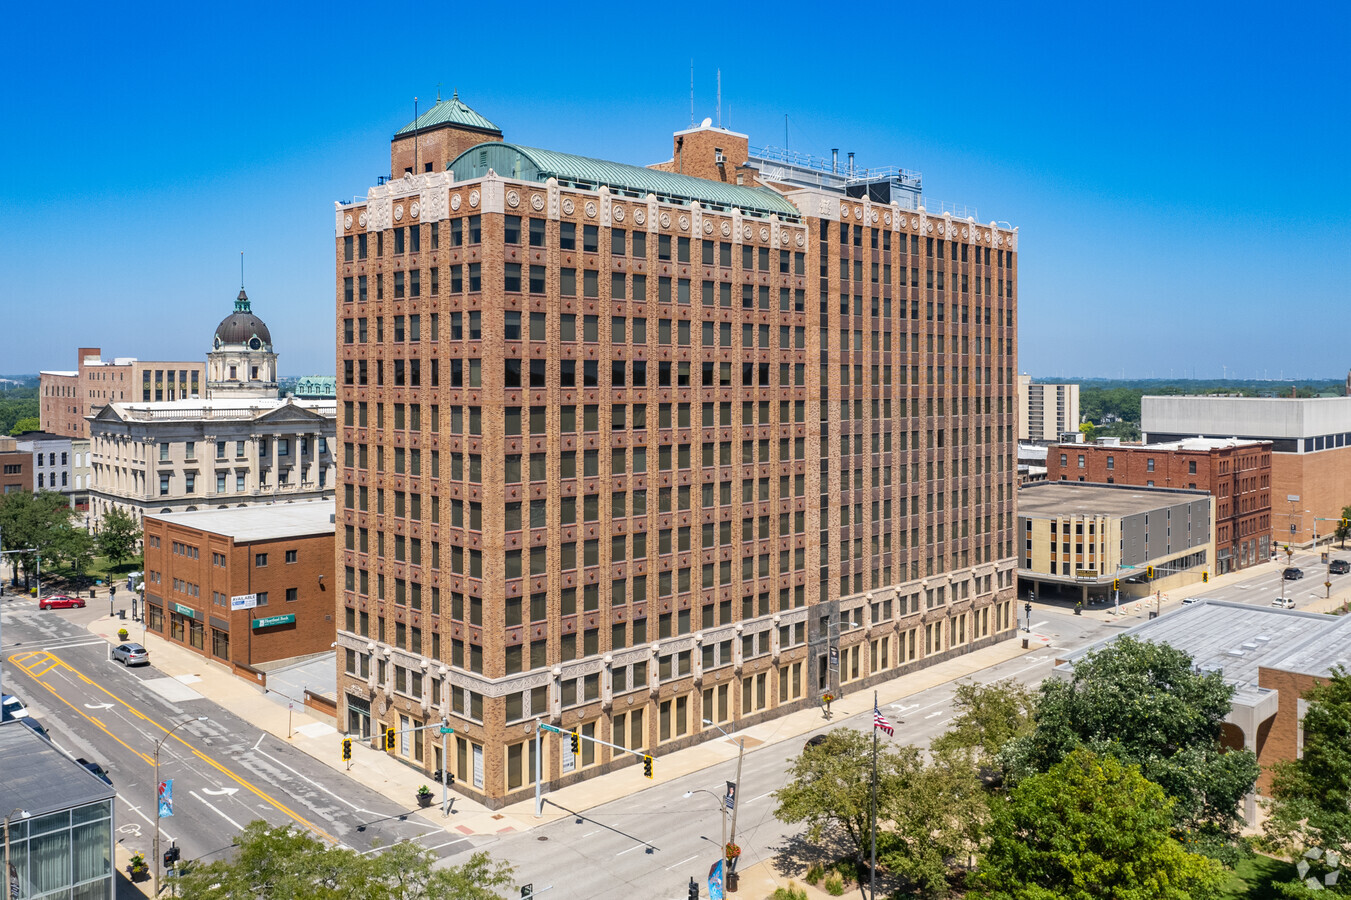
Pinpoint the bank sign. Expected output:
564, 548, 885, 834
252, 614, 296, 629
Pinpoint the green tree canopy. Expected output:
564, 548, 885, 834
0, 489, 78, 578
931, 679, 1036, 771
9, 416, 39, 436
97, 506, 140, 567
973, 749, 1226, 900
173, 821, 513, 900
1266, 666, 1351, 893
1004, 636, 1258, 834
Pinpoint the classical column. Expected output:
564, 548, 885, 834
270, 432, 279, 491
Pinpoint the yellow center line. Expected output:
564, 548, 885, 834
7, 650, 339, 845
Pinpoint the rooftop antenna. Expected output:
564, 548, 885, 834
717, 68, 721, 128
784, 114, 789, 151
240, 251, 244, 289
413, 96, 419, 175
689, 60, 694, 127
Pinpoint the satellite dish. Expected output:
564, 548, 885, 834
701, 117, 713, 128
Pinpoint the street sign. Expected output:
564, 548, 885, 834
439, 726, 454, 734
230, 593, 258, 611
251, 614, 295, 629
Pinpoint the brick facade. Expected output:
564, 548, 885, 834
1046, 440, 1272, 573
333, 103, 1020, 805
40, 348, 205, 439
142, 505, 335, 668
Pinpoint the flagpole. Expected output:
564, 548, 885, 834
870, 690, 878, 900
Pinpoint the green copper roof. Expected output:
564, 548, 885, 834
395, 91, 501, 137
447, 142, 800, 220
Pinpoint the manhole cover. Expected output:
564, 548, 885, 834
537, 836, 548, 842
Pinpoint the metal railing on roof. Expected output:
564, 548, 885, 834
749, 145, 921, 184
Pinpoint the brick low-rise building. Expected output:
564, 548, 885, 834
0, 436, 33, 495
143, 502, 336, 669
1046, 437, 1271, 573
334, 94, 1021, 805
40, 347, 205, 439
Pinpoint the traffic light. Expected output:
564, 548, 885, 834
570, 731, 580, 755
384, 727, 396, 751
1202, 571, 1210, 583
163, 845, 180, 867
1112, 579, 1120, 592
342, 738, 352, 760
643, 755, 653, 779
1342, 518, 1349, 529
1146, 565, 1154, 579
689, 877, 699, 899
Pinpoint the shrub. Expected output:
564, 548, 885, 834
770, 884, 807, 900
804, 863, 825, 886
824, 872, 845, 896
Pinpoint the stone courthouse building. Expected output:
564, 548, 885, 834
334, 94, 1020, 804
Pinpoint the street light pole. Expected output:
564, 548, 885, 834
683, 789, 727, 877
153, 716, 207, 897
702, 718, 745, 883
5, 808, 31, 900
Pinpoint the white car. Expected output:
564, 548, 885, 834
1, 694, 29, 722
1272, 597, 1296, 609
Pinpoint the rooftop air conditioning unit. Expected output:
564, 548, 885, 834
715, 151, 726, 165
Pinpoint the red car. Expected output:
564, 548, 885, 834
39, 594, 86, 610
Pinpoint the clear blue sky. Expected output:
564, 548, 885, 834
2, 1, 1347, 380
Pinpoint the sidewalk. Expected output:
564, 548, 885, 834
84, 612, 1041, 839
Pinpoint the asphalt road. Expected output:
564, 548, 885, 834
458, 607, 1106, 900
0, 594, 472, 879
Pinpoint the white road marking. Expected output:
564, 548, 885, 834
666, 854, 699, 871
249, 744, 368, 813
120, 800, 175, 842
747, 791, 774, 803
616, 842, 651, 856
924, 711, 943, 719
190, 790, 245, 830
84, 702, 114, 710
201, 787, 238, 797
43, 640, 107, 651
1032, 620, 1050, 629
580, 830, 599, 837
420, 839, 466, 853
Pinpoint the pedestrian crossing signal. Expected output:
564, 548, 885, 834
384, 727, 395, 751
643, 755, 653, 779
1202, 571, 1209, 583
570, 731, 580, 755
342, 738, 352, 760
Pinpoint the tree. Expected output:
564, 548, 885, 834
55, 526, 95, 577
1004, 636, 1258, 836
878, 745, 989, 897
0, 490, 78, 582
97, 506, 140, 567
9, 416, 39, 436
1266, 667, 1351, 893
972, 749, 1226, 900
931, 679, 1036, 771
774, 728, 907, 869
173, 820, 513, 899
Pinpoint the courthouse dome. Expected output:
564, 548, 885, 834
214, 289, 272, 349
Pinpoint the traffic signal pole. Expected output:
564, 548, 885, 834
535, 722, 653, 818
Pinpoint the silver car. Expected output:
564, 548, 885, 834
112, 642, 149, 666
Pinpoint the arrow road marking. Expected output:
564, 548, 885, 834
924, 711, 944, 719
201, 787, 238, 797
84, 702, 114, 710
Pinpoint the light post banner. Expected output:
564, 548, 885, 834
707, 858, 724, 900
157, 779, 173, 818
724, 781, 736, 810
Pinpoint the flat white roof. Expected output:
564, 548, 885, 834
147, 500, 335, 541
1145, 437, 1269, 452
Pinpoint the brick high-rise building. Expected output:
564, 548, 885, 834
1045, 437, 1272, 573
334, 95, 1020, 805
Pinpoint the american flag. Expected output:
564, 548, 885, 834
872, 701, 893, 737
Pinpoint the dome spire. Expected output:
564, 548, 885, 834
236, 252, 251, 312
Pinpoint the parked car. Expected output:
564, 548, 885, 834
1330, 559, 1350, 575
19, 718, 51, 741
1, 695, 29, 722
1283, 567, 1305, 580
804, 733, 829, 751
1272, 597, 1296, 609
39, 594, 86, 610
76, 758, 113, 786
111, 643, 149, 666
